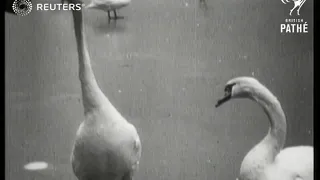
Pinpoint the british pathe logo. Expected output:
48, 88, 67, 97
12, 0, 33, 16
280, 0, 308, 33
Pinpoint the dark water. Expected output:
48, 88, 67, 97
5, 0, 313, 179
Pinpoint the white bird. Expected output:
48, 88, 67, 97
86, 0, 131, 20
66, 1, 142, 179
215, 76, 313, 180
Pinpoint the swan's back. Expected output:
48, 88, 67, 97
87, 0, 131, 10
264, 146, 313, 180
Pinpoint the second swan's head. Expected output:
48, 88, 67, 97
215, 76, 262, 107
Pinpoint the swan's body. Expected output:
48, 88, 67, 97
86, 0, 131, 19
216, 77, 313, 180
67, 1, 141, 179
263, 146, 313, 180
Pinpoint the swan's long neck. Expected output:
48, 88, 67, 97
253, 85, 286, 153
240, 85, 287, 179
71, 10, 113, 114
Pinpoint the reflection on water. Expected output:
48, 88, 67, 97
198, 0, 208, 12
93, 20, 128, 35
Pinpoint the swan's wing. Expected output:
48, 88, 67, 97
114, 122, 141, 173
268, 146, 314, 180
129, 125, 142, 172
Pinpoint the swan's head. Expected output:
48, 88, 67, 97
215, 76, 261, 107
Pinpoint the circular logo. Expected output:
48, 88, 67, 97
12, 0, 33, 16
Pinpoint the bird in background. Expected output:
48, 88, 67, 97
216, 76, 313, 180
86, 0, 131, 20
64, 0, 142, 179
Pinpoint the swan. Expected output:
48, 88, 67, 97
86, 0, 131, 20
66, 0, 141, 179
215, 76, 313, 180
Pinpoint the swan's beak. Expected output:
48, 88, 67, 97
215, 90, 231, 108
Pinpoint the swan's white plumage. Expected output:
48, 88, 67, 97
86, 0, 131, 11
66, 0, 141, 179
216, 77, 313, 180
263, 146, 313, 180
71, 110, 141, 179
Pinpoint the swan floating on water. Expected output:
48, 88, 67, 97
86, 0, 131, 20
65, 0, 141, 179
216, 76, 313, 180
